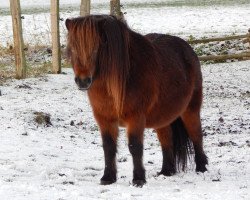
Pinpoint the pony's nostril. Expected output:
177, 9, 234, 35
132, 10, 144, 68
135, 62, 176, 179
76, 77, 93, 90
84, 77, 92, 84
81, 77, 92, 87
74, 77, 79, 84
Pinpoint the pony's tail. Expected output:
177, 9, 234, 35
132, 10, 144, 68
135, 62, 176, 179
171, 117, 192, 171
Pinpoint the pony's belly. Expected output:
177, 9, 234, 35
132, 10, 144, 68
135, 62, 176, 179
118, 119, 126, 127
145, 95, 191, 129
145, 113, 175, 129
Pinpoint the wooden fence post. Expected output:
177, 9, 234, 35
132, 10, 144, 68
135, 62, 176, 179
50, 0, 61, 74
110, 0, 123, 19
248, 29, 250, 48
10, 0, 27, 79
80, 0, 91, 16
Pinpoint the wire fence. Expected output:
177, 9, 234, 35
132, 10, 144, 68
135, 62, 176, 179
0, 1, 114, 81
0, 3, 84, 80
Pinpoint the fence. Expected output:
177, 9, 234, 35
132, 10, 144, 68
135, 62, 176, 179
189, 30, 250, 61
2, 1, 250, 80
3, 0, 122, 79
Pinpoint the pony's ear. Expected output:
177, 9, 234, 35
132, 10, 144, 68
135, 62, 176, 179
65, 18, 73, 30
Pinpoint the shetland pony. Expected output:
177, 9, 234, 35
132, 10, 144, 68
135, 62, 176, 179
65, 15, 208, 186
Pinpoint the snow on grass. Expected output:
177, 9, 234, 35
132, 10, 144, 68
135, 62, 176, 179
0, 1, 250, 199
0, 61, 249, 199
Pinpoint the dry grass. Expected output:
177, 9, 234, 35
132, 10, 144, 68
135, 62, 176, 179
0, 44, 69, 85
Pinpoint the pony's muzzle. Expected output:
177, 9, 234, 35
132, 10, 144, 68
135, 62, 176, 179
75, 76, 92, 90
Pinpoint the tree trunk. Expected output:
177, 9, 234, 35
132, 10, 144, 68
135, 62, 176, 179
80, 0, 91, 16
50, 0, 61, 74
10, 0, 27, 79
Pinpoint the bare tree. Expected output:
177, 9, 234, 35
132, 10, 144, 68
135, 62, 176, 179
80, 0, 91, 16
50, 0, 61, 74
10, 0, 27, 79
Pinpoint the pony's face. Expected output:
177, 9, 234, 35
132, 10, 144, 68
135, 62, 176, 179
66, 18, 100, 90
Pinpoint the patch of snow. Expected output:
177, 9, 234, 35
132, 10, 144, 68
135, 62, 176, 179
0, 1, 250, 199
0, 61, 249, 199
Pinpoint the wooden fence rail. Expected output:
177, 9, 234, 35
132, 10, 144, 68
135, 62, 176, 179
188, 30, 250, 61
199, 52, 250, 61
189, 34, 249, 44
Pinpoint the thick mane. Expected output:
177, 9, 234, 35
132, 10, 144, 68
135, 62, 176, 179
68, 15, 130, 115
97, 16, 130, 116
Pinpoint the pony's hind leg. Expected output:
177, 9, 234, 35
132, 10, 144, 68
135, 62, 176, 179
155, 126, 176, 176
95, 114, 119, 185
181, 89, 208, 172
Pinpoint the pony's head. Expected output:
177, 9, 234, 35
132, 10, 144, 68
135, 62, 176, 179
66, 15, 130, 115
66, 16, 100, 90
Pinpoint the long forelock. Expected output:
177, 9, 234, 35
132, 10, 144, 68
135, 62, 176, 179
69, 18, 100, 67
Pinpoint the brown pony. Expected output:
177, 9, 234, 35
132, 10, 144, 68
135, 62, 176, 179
65, 15, 208, 187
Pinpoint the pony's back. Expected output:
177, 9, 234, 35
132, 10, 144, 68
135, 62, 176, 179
145, 33, 202, 94
146, 33, 200, 72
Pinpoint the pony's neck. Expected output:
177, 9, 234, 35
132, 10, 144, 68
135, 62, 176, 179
129, 31, 158, 73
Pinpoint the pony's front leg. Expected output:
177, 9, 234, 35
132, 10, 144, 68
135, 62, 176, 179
101, 132, 117, 185
95, 115, 118, 185
127, 115, 146, 187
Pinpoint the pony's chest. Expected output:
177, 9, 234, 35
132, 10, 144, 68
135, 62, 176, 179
88, 90, 116, 115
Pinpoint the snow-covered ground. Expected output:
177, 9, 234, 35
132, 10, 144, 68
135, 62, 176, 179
0, 60, 249, 199
0, 0, 250, 199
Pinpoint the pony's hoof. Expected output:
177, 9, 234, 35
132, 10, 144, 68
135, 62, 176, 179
195, 154, 208, 173
100, 175, 116, 185
196, 166, 207, 173
157, 170, 176, 176
100, 179, 116, 185
132, 179, 146, 187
